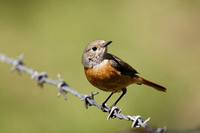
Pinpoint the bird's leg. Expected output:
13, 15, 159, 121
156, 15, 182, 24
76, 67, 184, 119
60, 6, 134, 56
101, 92, 114, 112
110, 88, 127, 109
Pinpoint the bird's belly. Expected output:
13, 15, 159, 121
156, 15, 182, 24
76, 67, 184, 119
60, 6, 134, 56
84, 61, 133, 92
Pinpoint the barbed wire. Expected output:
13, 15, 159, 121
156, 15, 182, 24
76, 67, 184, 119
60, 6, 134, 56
0, 53, 166, 133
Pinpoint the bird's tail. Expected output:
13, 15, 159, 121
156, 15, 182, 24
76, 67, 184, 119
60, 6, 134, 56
135, 76, 166, 92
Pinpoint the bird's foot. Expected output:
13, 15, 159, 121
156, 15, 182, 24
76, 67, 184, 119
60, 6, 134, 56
101, 103, 110, 112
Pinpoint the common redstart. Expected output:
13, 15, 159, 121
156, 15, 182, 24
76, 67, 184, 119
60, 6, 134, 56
82, 40, 166, 110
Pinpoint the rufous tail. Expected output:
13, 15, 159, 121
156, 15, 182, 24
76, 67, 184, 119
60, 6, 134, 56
137, 76, 166, 92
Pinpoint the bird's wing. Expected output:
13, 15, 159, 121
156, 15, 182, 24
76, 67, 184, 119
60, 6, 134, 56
106, 53, 138, 75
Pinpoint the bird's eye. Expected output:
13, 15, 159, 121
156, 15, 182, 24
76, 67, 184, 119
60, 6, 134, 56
92, 47, 97, 51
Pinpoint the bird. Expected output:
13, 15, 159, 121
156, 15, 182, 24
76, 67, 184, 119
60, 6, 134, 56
81, 40, 166, 111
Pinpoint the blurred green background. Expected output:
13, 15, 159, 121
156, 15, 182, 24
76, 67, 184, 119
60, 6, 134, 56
0, 0, 200, 133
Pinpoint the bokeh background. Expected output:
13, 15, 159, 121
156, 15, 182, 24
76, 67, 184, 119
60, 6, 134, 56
0, 0, 200, 133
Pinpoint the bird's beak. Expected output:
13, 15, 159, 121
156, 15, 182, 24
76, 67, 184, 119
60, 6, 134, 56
103, 41, 113, 47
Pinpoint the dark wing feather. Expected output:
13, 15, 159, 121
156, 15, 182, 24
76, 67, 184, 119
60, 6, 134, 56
106, 53, 138, 75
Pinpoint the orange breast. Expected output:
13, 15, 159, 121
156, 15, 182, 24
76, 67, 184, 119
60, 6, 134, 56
84, 60, 133, 92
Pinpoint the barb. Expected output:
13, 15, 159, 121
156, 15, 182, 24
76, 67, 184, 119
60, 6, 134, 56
0, 53, 166, 133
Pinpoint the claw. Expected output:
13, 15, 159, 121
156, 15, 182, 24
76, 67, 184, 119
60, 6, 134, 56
101, 103, 109, 112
